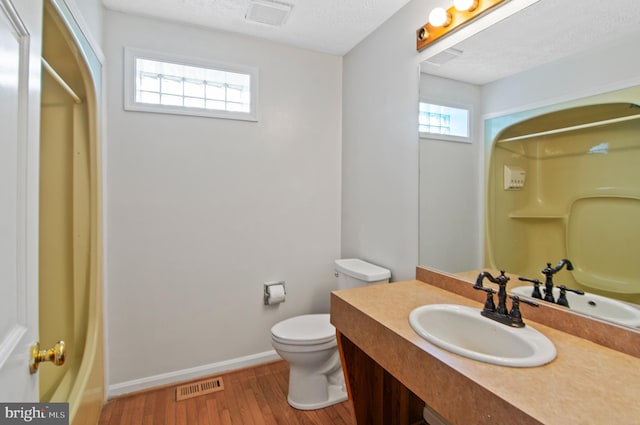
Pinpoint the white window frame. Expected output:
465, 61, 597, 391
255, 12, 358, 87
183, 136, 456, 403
124, 47, 259, 122
419, 99, 472, 144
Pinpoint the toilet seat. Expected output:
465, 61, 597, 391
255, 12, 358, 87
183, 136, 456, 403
271, 314, 335, 346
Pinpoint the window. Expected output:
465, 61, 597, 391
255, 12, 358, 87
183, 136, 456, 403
124, 47, 258, 121
419, 102, 470, 142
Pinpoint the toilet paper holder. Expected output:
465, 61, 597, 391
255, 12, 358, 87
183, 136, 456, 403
264, 281, 286, 305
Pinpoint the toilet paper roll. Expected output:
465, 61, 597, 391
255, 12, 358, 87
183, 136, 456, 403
267, 284, 286, 305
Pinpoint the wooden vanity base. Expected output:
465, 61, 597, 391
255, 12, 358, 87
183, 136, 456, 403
338, 331, 424, 425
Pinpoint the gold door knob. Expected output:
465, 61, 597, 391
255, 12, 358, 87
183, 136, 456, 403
30, 341, 65, 374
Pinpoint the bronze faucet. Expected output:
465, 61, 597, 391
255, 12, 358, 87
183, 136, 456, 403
474, 270, 538, 328
519, 259, 583, 307
541, 259, 574, 303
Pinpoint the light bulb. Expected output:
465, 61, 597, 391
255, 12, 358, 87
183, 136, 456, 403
453, 0, 478, 12
428, 7, 451, 27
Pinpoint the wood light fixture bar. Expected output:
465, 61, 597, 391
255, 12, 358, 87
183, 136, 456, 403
417, 0, 506, 51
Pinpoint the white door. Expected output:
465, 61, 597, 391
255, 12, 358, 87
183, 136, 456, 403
0, 0, 42, 401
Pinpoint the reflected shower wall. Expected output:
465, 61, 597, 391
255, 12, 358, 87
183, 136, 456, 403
485, 88, 640, 305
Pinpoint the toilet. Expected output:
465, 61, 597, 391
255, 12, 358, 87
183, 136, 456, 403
271, 258, 391, 410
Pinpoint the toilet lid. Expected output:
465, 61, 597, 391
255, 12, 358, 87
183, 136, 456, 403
271, 314, 336, 346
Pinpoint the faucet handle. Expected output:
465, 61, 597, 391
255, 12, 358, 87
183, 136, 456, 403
518, 276, 543, 299
511, 295, 539, 308
508, 295, 538, 328
556, 285, 585, 307
483, 288, 496, 312
474, 286, 496, 312
508, 296, 524, 326
556, 284, 584, 295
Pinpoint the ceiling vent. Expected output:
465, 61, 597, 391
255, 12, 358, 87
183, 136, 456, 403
424, 48, 463, 67
245, 0, 293, 26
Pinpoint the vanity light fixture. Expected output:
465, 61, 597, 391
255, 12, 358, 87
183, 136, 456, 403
417, 0, 506, 51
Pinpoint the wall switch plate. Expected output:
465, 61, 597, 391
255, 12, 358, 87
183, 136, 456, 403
504, 165, 526, 190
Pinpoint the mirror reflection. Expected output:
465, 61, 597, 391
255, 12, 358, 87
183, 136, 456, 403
418, 0, 640, 329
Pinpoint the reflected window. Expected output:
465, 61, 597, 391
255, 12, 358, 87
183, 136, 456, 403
419, 102, 470, 141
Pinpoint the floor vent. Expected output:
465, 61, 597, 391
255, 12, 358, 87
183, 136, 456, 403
175, 377, 224, 401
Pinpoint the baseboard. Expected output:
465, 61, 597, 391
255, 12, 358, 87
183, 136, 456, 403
107, 350, 281, 398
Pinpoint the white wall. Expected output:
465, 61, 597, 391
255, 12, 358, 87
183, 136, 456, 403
341, 0, 490, 281
419, 75, 482, 272
104, 10, 342, 390
341, 1, 440, 281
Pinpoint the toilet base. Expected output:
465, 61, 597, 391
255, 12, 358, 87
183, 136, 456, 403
287, 383, 348, 410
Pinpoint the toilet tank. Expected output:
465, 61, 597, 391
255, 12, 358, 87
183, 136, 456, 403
334, 259, 391, 290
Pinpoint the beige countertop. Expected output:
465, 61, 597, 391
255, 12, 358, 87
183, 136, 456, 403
331, 277, 640, 425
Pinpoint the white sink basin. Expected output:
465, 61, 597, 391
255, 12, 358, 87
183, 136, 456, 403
511, 286, 640, 328
409, 304, 556, 367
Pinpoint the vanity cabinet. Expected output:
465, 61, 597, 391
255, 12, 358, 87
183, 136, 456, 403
330, 272, 640, 425
337, 331, 424, 425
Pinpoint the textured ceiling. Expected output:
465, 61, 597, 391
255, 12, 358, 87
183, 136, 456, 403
101, 0, 640, 79
420, 0, 640, 85
101, 0, 414, 55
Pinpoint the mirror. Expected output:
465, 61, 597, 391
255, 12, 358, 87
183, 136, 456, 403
418, 0, 640, 328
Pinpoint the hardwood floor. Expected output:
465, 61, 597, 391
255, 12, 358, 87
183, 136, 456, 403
98, 360, 357, 425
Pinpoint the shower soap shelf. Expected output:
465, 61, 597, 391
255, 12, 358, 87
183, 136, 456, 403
508, 208, 565, 220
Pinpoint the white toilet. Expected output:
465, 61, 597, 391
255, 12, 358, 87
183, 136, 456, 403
271, 258, 391, 410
